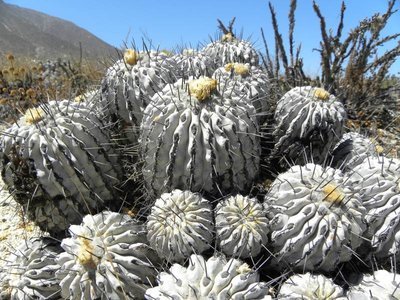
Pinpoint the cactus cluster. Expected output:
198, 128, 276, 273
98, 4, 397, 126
203, 18, 260, 67
215, 194, 269, 259
0, 17, 400, 300
172, 49, 214, 79
140, 76, 260, 197
347, 270, 400, 299
213, 63, 271, 122
265, 163, 366, 272
146, 189, 214, 262
347, 156, 400, 261
0, 237, 62, 300
98, 50, 177, 143
57, 211, 160, 299
330, 132, 382, 170
276, 273, 346, 299
145, 254, 272, 300
271, 86, 346, 168
0, 100, 123, 235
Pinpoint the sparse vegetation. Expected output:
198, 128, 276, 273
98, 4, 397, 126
261, 0, 400, 129
0, 53, 109, 123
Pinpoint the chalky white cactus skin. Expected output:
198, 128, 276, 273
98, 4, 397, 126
213, 63, 271, 122
146, 189, 214, 262
215, 194, 269, 259
0, 100, 122, 235
265, 163, 366, 272
0, 238, 62, 300
140, 77, 260, 197
277, 273, 347, 300
346, 157, 400, 260
272, 86, 347, 167
347, 270, 400, 300
202, 32, 259, 67
99, 49, 177, 143
145, 254, 272, 300
330, 132, 381, 171
56, 211, 160, 300
173, 49, 215, 79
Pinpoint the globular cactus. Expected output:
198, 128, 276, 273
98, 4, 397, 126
347, 270, 400, 299
264, 163, 366, 272
215, 194, 269, 259
172, 48, 214, 79
145, 254, 272, 300
271, 86, 347, 168
346, 156, 400, 261
0, 237, 62, 300
146, 189, 214, 262
56, 211, 161, 300
213, 63, 271, 122
202, 18, 259, 67
0, 100, 122, 235
277, 273, 346, 299
140, 76, 260, 197
99, 49, 177, 143
330, 132, 382, 171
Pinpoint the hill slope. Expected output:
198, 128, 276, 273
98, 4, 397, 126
0, 0, 117, 59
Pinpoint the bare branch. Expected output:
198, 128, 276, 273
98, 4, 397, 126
269, 2, 289, 77
288, 0, 297, 66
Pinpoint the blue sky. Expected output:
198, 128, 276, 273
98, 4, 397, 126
4, 0, 400, 75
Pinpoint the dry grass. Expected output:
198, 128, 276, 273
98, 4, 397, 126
0, 53, 110, 123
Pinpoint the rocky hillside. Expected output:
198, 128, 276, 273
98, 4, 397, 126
0, 0, 116, 59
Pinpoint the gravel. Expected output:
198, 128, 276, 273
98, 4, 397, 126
0, 177, 45, 268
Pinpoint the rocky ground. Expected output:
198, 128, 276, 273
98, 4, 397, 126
0, 177, 44, 268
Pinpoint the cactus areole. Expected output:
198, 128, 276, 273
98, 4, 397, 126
312, 88, 330, 101
224, 63, 250, 76
24, 107, 45, 124
123, 48, 139, 66
188, 77, 218, 101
